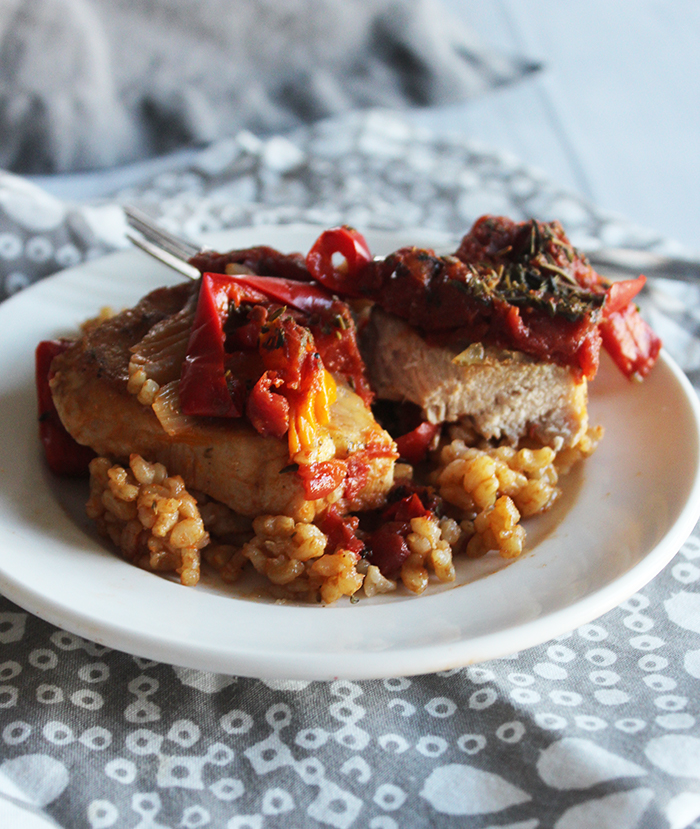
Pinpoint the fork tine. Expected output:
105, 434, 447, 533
126, 233, 201, 280
124, 205, 201, 261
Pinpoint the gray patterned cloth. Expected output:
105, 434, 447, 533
1, 111, 700, 829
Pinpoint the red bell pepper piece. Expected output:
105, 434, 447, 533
179, 274, 264, 417
226, 274, 336, 315
397, 492, 430, 520
600, 302, 661, 380
306, 226, 373, 296
395, 421, 440, 464
316, 505, 364, 555
598, 274, 661, 379
382, 491, 433, 523
36, 340, 95, 476
179, 273, 340, 418
366, 522, 412, 578
366, 491, 436, 577
344, 454, 370, 501
603, 275, 646, 317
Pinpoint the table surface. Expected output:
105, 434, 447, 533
415, 0, 700, 255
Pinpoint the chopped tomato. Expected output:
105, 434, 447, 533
297, 460, 347, 500
316, 506, 364, 555
245, 371, 289, 438
395, 422, 440, 464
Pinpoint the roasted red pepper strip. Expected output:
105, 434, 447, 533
366, 522, 412, 578
181, 270, 373, 430
367, 492, 436, 577
344, 455, 370, 502
306, 226, 373, 296
604, 275, 646, 317
227, 274, 336, 315
179, 274, 266, 417
36, 340, 95, 476
599, 274, 661, 379
383, 492, 431, 522
600, 302, 661, 379
180, 273, 340, 418
316, 506, 364, 555
398, 493, 430, 521
310, 305, 375, 406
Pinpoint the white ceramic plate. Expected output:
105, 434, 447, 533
1, 224, 699, 680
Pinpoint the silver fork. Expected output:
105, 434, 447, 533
124, 205, 700, 285
124, 205, 202, 280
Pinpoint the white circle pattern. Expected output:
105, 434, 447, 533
2, 721, 31, 744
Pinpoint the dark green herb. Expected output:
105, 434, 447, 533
452, 219, 605, 322
262, 328, 286, 350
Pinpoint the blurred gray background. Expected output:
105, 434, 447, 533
12, 0, 699, 252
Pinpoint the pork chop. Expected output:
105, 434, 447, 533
361, 306, 588, 448
50, 283, 396, 522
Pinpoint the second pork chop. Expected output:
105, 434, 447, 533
361, 306, 589, 448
